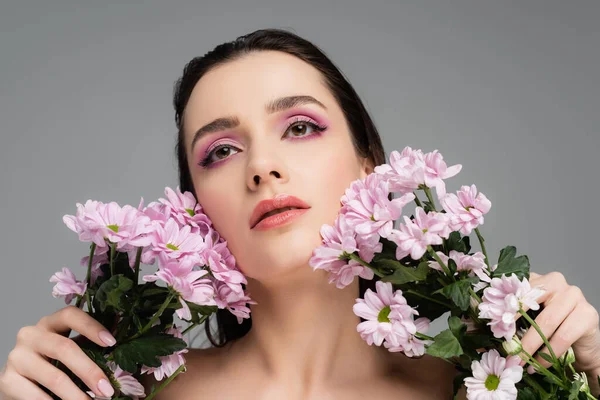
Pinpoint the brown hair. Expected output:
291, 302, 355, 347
173, 28, 386, 347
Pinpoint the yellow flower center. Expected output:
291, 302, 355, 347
378, 305, 391, 323
485, 374, 500, 391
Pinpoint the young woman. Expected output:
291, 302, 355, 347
1, 28, 599, 400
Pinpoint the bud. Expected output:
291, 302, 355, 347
502, 335, 523, 355
561, 347, 576, 365
574, 372, 590, 393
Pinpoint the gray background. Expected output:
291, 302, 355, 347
1, 0, 599, 364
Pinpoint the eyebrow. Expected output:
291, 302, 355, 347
189, 95, 327, 152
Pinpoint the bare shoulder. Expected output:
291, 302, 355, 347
141, 345, 232, 399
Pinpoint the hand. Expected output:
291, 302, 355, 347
0, 305, 117, 400
521, 271, 600, 391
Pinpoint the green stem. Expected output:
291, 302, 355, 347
415, 332, 435, 341
423, 187, 437, 211
474, 228, 490, 267
347, 253, 385, 278
405, 290, 450, 309
523, 374, 549, 397
181, 314, 209, 336
520, 348, 567, 389
75, 243, 97, 309
128, 292, 176, 341
519, 309, 560, 365
109, 243, 116, 276
134, 247, 143, 286
412, 192, 423, 208
427, 246, 455, 281
145, 363, 187, 400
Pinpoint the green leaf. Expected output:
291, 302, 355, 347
380, 261, 429, 284
448, 316, 467, 338
113, 334, 188, 373
446, 231, 471, 254
426, 329, 463, 358
568, 379, 584, 400
493, 246, 530, 279
434, 277, 478, 311
94, 275, 133, 312
517, 387, 538, 400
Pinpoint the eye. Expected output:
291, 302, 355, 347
284, 117, 327, 139
198, 143, 241, 168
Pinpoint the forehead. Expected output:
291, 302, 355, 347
182, 51, 333, 137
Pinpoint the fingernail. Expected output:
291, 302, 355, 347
527, 365, 535, 374
97, 378, 114, 397
99, 330, 116, 347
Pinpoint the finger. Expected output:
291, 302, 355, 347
520, 271, 568, 314
0, 367, 53, 400
37, 306, 117, 348
520, 285, 580, 361
528, 301, 593, 373
9, 347, 89, 400
15, 327, 114, 398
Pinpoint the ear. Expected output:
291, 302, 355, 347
359, 157, 375, 179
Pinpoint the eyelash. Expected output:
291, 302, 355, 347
198, 117, 328, 168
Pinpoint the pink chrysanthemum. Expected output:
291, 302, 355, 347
478, 274, 545, 341
108, 361, 146, 399
422, 150, 462, 199
309, 215, 379, 289
374, 147, 461, 199
341, 173, 415, 239
202, 229, 247, 292
374, 147, 426, 194
389, 207, 451, 260
383, 316, 432, 357
63, 200, 153, 251
428, 250, 491, 282
140, 325, 188, 381
353, 281, 420, 348
141, 219, 206, 266
49, 267, 87, 304
441, 184, 492, 235
214, 280, 257, 323
463, 349, 523, 399
155, 186, 213, 236
142, 254, 217, 321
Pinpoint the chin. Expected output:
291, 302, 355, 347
238, 225, 323, 281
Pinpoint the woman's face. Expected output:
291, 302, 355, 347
183, 50, 370, 283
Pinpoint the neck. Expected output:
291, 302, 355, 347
232, 265, 388, 391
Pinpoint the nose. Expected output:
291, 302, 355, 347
246, 147, 289, 191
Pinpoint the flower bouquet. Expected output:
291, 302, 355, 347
48, 188, 255, 399
309, 146, 598, 399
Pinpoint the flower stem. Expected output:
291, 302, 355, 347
405, 290, 450, 308
128, 292, 176, 341
412, 192, 423, 208
348, 254, 385, 278
523, 374, 549, 397
518, 309, 560, 365
474, 228, 490, 267
133, 247, 143, 286
415, 332, 435, 341
182, 314, 209, 336
145, 363, 187, 400
426, 246, 455, 281
423, 187, 437, 211
109, 243, 116, 276
519, 347, 568, 389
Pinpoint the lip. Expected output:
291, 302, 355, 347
250, 194, 311, 230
